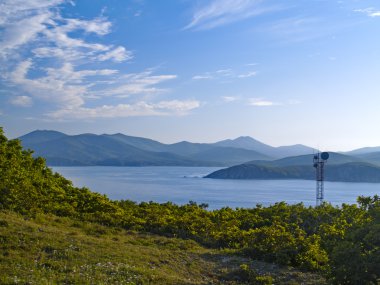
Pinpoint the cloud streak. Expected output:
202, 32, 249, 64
192, 67, 257, 81
185, 0, 276, 30
354, 8, 380, 17
48, 100, 200, 119
248, 98, 278, 106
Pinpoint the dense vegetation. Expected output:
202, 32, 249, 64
1, 127, 379, 284
0, 210, 328, 284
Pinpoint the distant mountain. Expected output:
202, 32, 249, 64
346, 146, 380, 156
214, 136, 315, 158
20, 130, 67, 144
19, 131, 209, 166
103, 133, 168, 152
19, 130, 270, 166
21, 130, 376, 168
205, 162, 380, 183
191, 146, 271, 165
214, 136, 274, 153
353, 151, 380, 166
247, 152, 365, 167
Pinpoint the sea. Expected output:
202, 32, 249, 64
53, 166, 380, 210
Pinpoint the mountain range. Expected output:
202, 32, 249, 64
19, 130, 283, 166
18, 130, 380, 177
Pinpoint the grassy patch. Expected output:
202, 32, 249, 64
0, 211, 326, 284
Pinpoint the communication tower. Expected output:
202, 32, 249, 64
313, 152, 329, 206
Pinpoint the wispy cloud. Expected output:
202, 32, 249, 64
0, 0, 199, 119
192, 74, 213, 80
247, 98, 300, 107
258, 16, 323, 43
238, 71, 257, 78
185, 0, 277, 30
222, 96, 240, 102
248, 98, 278, 106
193, 67, 258, 81
10, 95, 33, 107
97, 46, 133, 62
47, 100, 200, 119
102, 70, 177, 98
354, 8, 380, 17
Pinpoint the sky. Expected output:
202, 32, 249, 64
1, 0, 380, 151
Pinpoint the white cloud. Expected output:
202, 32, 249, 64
47, 100, 200, 119
0, 0, 132, 63
97, 46, 133, 62
10, 96, 33, 107
155, 100, 200, 112
64, 17, 112, 35
193, 68, 257, 81
238, 71, 257, 78
192, 74, 213, 80
0, 1, 199, 120
185, 0, 277, 30
222, 96, 239, 102
248, 98, 277, 106
355, 8, 380, 17
0, 12, 52, 57
103, 70, 177, 97
0, 0, 63, 25
10, 60, 118, 109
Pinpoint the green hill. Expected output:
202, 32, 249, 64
205, 161, 380, 183
1, 128, 379, 284
248, 152, 364, 167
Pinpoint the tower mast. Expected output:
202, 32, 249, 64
313, 152, 329, 206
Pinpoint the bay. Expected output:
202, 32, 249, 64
53, 166, 380, 210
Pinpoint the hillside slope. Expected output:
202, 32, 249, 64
0, 211, 327, 285
205, 162, 380, 182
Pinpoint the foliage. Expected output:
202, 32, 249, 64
0, 127, 379, 284
0, 211, 326, 285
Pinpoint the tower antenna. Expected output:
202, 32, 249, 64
313, 152, 329, 206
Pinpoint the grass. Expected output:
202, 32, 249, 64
0, 211, 327, 284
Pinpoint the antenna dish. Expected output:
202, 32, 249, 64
321, 152, 329, 160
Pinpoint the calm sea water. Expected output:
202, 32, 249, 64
53, 166, 380, 210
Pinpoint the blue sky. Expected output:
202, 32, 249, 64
1, 0, 380, 151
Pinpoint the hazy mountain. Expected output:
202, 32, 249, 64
191, 146, 271, 165
20, 130, 378, 168
345, 146, 380, 155
103, 133, 168, 152
19, 130, 269, 166
214, 136, 274, 153
205, 162, 380, 183
214, 136, 315, 158
273, 144, 316, 158
19, 131, 209, 166
353, 152, 380, 166
164, 141, 214, 156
